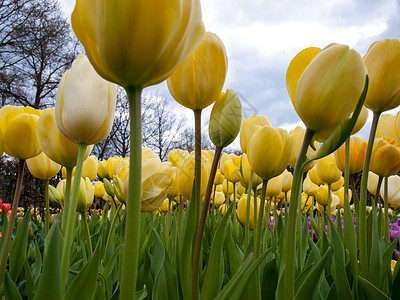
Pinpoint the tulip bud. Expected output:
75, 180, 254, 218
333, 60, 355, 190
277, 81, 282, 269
76, 177, 94, 213
240, 115, 271, 154
315, 154, 342, 185
370, 137, 400, 177
237, 194, 259, 229
289, 126, 319, 171
113, 176, 126, 204
103, 178, 115, 197
94, 181, 106, 198
209, 89, 242, 148
213, 191, 225, 207
48, 185, 63, 205
97, 160, 109, 178
26, 152, 61, 180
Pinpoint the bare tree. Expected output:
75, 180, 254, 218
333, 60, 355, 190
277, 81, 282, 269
174, 127, 213, 153
0, 0, 79, 108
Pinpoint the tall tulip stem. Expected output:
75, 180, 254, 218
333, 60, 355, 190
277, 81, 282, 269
61, 168, 73, 234
191, 146, 222, 300
384, 176, 389, 240
283, 128, 314, 299
81, 212, 93, 257
61, 142, 87, 288
120, 86, 143, 299
244, 170, 254, 248
0, 159, 25, 286
359, 110, 380, 275
193, 109, 202, 235
255, 179, 268, 258
45, 179, 50, 237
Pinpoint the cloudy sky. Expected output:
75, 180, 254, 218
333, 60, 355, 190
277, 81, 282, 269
59, 0, 400, 146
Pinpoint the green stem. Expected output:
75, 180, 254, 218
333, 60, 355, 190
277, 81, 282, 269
255, 180, 267, 258
0, 159, 25, 286
374, 176, 383, 208
178, 196, 184, 238
283, 128, 314, 299
327, 183, 332, 239
245, 170, 254, 248
81, 212, 93, 257
61, 168, 73, 234
384, 176, 389, 241
191, 146, 222, 300
60, 142, 87, 288
193, 109, 202, 237
359, 110, 381, 276
103, 204, 123, 261
120, 86, 143, 299
45, 179, 50, 237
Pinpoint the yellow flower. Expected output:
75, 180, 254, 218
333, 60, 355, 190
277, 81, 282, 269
158, 199, 171, 213
330, 177, 344, 192
382, 175, 400, 209
106, 157, 122, 179
286, 44, 367, 141
351, 106, 369, 135
26, 152, 61, 180
222, 179, 234, 195
281, 170, 293, 193
289, 126, 319, 171
97, 160, 109, 178
316, 154, 342, 185
303, 174, 318, 196
376, 113, 398, 141
76, 177, 94, 213
0, 105, 41, 160
265, 175, 283, 198
367, 171, 381, 196
334, 136, 368, 174
55, 56, 117, 145
208, 89, 242, 148
37, 108, 93, 169
72, 0, 205, 88
333, 187, 352, 209
167, 32, 227, 110
364, 39, 400, 112
248, 126, 293, 181
237, 194, 259, 229
81, 156, 98, 181
370, 137, 400, 177
214, 169, 225, 186
239, 115, 271, 154
235, 154, 263, 189
213, 191, 225, 207
94, 181, 105, 198
175, 152, 209, 201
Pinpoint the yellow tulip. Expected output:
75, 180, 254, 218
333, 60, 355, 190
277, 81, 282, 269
237, 194, 259, 229
370, 137, 400, 177
330, 177, 344, 192
314, 185, 330, 207
213, 191, 225, 207
301, 192, 313, 212
287, 44, 367, 141
303, 174, 318, 196
208, 89, 242, 147
289, 126, 319, 171
55, 55, 117, 145
382, 175, 400, 209
316, 194, 340, 214
281, 170, 293, 193
248, 125, 293, 181
367, 171, 381, 196
265, 175, 283, 198
158, 199, 171, 213
94, 181, 105, 198
333, 187, 352, 209
376, 113, 398, 141
175, 153, 209, 201
334, 136, 368, 174
76, 177, 94, 213
214, 169, 225, 185
239, 115, 271, 154
81, 156, 98, 181
220, 153, 241, 183
37, 108, 93, 169
316, 154, 342, 185
167, 32, 227, 110
0, 105, 41, 160
97, 160, 109, 178
72, 0, 205, 88
48, 185, 63, 204
167, 149, 189, 167
219, 204, 227, 215
364, 39, 400, 112
26, 152, 61, 180
235, 154, 263, 189
222, 179, 235, 195
351, 106, 369, 135
106, 157, 122, 179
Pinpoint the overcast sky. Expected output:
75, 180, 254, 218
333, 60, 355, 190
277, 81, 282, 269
59, 0, 400, 146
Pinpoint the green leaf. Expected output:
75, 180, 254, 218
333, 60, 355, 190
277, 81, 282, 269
215, 250, 268, 300
33, 241, 42, 283
64, 238, 101, 300
261, 258, 279, 300
34, 221, 63, 300
152, 230, 179, 300
9, 211, 30, 281
328, 218, 353, 299
294, 247, 332, 300
201, 203, 233, 299
4, 271, 22, 300
224, 222, 241, 278
358, 275, 391, 300
24, 257, 35, 300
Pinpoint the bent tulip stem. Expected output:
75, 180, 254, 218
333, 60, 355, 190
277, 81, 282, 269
61, 142, 87, 288
359, 110, 380, 275
120, 86, 143, 300
0, 159, 25, 286
283, 128, 314, 299
191, 146, 222, 300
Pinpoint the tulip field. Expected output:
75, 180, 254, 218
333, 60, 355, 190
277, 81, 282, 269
1, 0, 400, 299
